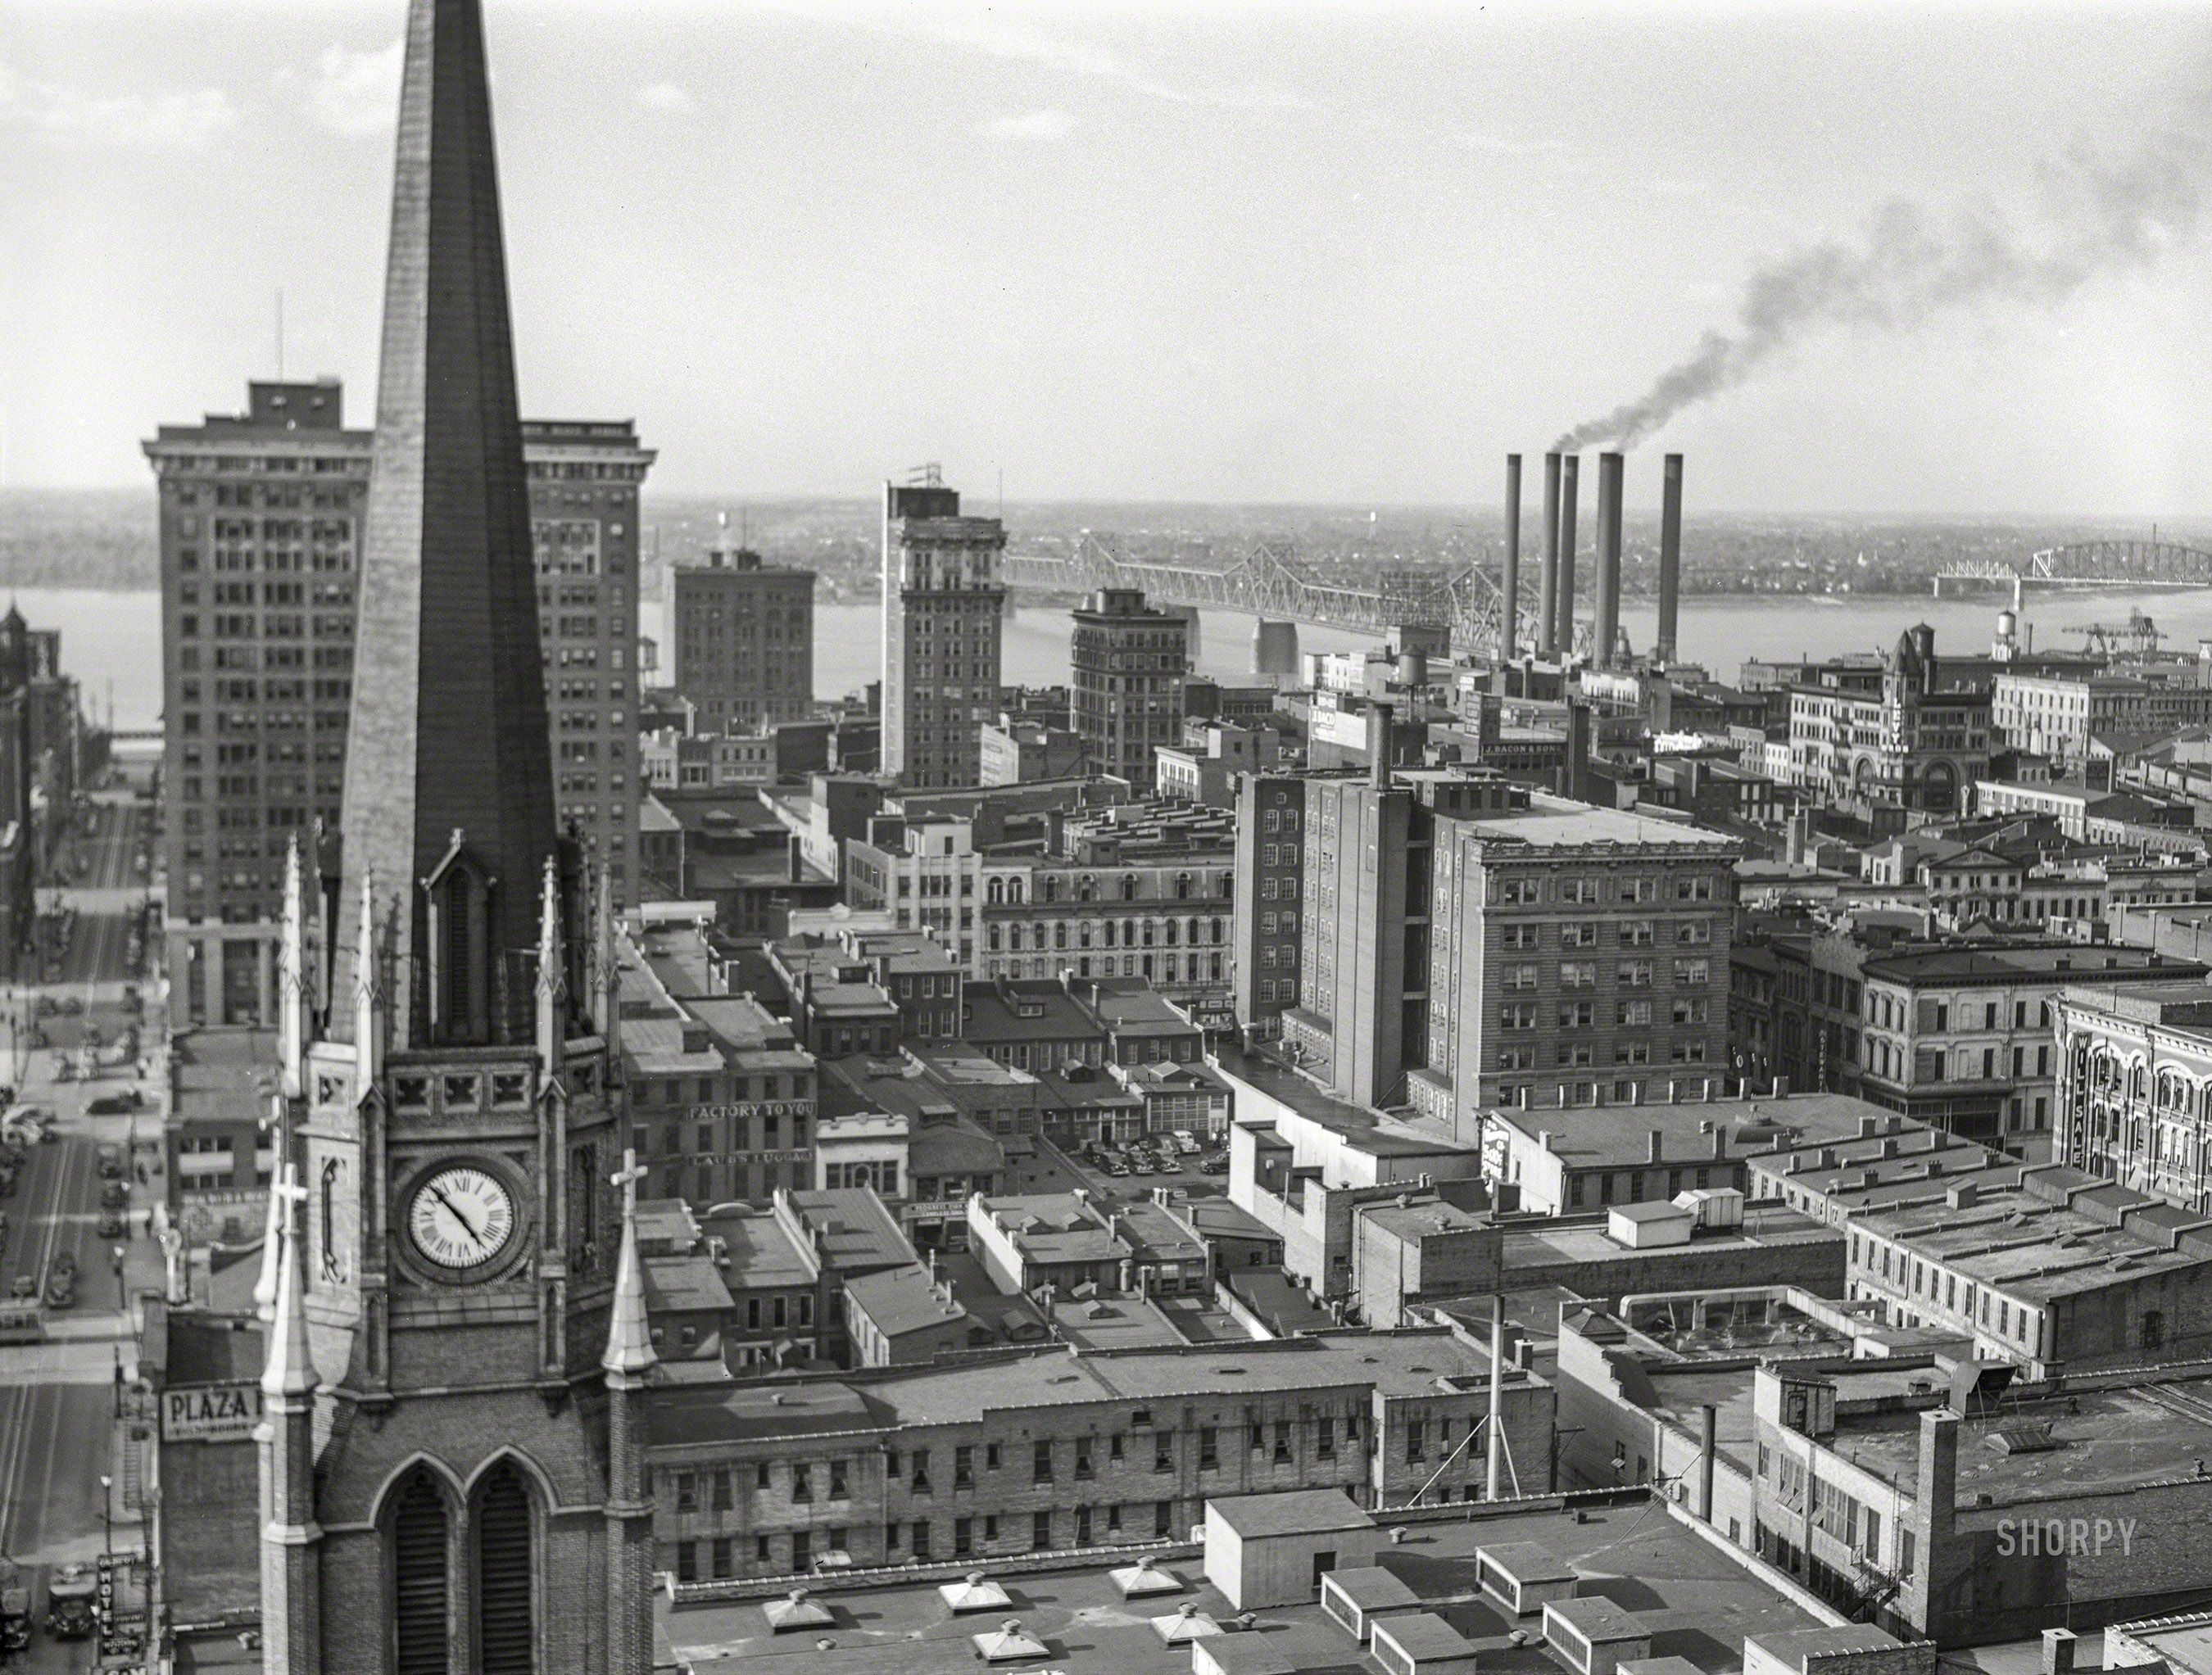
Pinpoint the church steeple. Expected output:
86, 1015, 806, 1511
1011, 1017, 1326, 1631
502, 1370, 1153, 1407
334, 0, 559, 1051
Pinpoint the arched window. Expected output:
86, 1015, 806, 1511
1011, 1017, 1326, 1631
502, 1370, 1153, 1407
1175, 872, 1192, 901
986, 878, 1004, 906
391, 1469, 451, 1675
475, 1460, 534, 1673
1120, 874, 1138, 902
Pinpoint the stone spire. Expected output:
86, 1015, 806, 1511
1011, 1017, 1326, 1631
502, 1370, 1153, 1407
334, 0, 557, 1052
277, 839, 307, 1101
261, 1164, 316, 1399
535, 853, 565, 1067
602, 1151, 654, 1379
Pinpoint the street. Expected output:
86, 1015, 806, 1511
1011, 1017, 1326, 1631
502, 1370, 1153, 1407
0, 791, 157, 1672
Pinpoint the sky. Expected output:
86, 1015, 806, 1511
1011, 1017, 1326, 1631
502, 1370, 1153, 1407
2, 0, 2210, 516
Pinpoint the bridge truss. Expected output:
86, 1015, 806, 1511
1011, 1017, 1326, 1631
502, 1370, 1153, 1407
1933, 541, 2212, 596
1000, 533, 1571, 659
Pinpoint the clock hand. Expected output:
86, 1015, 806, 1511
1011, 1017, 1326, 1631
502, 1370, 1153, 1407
430, 1185, 483, 1245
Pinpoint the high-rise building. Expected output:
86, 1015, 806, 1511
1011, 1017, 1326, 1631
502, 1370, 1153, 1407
880, 470, 1004, 787
1231, 769, 1306, 1039
667, 541, 815, 734
258, 1, 650, 1669
1282, 727, 1741, 1115
1070, 587, 1190, 785
529, 418, 656, 900
144, 379, 366, 1026
146, 390, 652, 1026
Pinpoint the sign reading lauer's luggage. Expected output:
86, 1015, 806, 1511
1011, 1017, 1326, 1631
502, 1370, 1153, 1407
161, 1382, 263, 1443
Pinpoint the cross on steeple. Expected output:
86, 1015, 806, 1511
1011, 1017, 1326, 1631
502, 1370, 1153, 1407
610, 1150, 646, 1221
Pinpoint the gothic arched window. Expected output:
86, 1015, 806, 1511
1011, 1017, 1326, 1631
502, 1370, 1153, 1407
391, 1469, 450, 1675
474, 1460, 535, 1673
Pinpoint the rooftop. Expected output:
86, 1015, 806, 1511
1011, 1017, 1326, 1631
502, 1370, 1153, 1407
1851, 1173, 2212, 1306
655, 1492, 1825, 1675
1861, 943, 2195, 985
1823, 1365, 2212, 1505
1455, 792, 1741, 853
649, 1329, 1523, 1446
1501, 1204, 1839, 1274
841, 1264, 969, 1342
1490, 1093, 1899, 1173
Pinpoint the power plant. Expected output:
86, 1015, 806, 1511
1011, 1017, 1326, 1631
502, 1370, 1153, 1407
1503, 447, 1685, 671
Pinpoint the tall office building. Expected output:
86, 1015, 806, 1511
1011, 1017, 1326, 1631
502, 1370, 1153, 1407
1283, 724, 1740, 1114
1231, 769, 1306, 1039
529, 418, 656, 895
880, 470, 1004, 787
145, 380, 366, 1027
667, 540, 815, 734
1070, 587, 1189, 785
146, 388, 652, 1025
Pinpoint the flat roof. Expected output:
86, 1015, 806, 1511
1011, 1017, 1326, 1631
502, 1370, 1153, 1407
1852, 1178, 2212, 1305
649, 1329, 1522, 1445
656, 1494, 1823, 1675
1492, 1092, 1902, 1171
1214, 1046, 1475, 1160
1824, 1371, 2212, 1504
1861, 944, 2195, 985
1456, 792, 1741, 853
1210, 1487, 1374, 1538
1501, 1205, 1838, 1274
704, 1209, 816, 1292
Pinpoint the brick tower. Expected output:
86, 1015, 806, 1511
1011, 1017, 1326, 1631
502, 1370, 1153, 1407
256, 1, 647, 1670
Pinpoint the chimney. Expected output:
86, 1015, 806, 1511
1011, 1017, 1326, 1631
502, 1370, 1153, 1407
1594, 452, 1624, 670
1657, 454, 1684, 663
1369, 704, 1394, 789
2042, 1630, 2077, 1675
1557, 454, 1580, 659
1565, 699, 1592, 803
789, 832, 805, 882
1539, 453, 1563, 656
1502, 455, 1524, 659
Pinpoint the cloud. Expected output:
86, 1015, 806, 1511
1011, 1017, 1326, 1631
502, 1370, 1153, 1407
918, 16, 1313, 116
637, 80, 696, 115
0, 60, 238, 152
974, 107, 1075, 142
279, 38, 403, 139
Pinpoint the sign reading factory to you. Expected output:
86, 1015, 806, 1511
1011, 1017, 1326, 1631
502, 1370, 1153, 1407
161, 1381, 265, 1443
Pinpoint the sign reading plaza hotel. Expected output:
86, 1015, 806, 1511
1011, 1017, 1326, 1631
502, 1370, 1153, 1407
161, 1381, 264, 1444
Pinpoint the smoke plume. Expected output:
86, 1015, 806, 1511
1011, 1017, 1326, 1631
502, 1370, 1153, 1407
1554, 88, 2212, 453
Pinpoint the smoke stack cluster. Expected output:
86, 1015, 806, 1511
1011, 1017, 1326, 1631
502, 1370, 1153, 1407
1504, 449, 1685, 670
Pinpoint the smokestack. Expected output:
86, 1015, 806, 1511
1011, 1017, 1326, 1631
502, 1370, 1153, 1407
1557, 455, 1580, 660
1658, 453, 1683, 664
1539, 453, 1562, 656
1369, 704, 1393, 788
1594, 452, 1623, 670
1501, 455, 1522, 659
1565, 698, 1591, 803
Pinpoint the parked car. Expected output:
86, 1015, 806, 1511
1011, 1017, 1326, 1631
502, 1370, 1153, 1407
97, 1142, 125, 1179
100, 1180, 129, 1210
7, 1274, 30, 1301
95, 1209, 125, 1238
1199, 1154, 1230, 1175
42, 1276, 73, 1310
1172, 1132, 1202, 1157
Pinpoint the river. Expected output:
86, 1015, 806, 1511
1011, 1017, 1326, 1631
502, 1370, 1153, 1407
39, 585, 2212, 733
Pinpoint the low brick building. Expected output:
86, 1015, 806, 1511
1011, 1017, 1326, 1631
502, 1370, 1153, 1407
641, 1329, 1554, 1583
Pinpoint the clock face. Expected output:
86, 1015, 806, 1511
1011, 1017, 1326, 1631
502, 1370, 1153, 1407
406, 1165, 518, 1273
